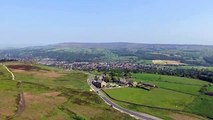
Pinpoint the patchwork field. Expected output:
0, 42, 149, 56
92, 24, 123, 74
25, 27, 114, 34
104, 73, 212, 119
133, 73, 209, 95
133, 73, 208, 86
0, 62, 135, 120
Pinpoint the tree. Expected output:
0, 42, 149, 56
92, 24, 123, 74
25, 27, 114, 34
94, 75, 99, 81
103, 74, 111, 82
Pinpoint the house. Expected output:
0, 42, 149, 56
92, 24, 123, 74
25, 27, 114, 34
92, 80, 107, 88
127, 81, 138, 87
108, 83, 119, 87
142, 83, 157, 88
132, 82, 138, 87
101, 81, 107, 87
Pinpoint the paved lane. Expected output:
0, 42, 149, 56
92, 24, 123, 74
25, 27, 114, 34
87, 77, 162, 120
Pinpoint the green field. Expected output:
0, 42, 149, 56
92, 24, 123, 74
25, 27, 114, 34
208, 86, 213, 92
105, 87, 195, 110
136, 59, 152, 64
143, 81, 203, 95
104, 73, 212, 119
0, 62, 135, 120
184, 95, 213, 119
133, 73, 208, 85
132, 73, 209, 95
114, 101, 204, 120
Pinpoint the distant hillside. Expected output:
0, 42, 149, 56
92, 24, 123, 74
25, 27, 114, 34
1, 42, 213, 66
50, 42, 213, 50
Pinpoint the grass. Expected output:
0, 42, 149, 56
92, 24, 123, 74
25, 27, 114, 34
104, 72, 212, 119
114, 101, 204, 120
208, 86, 213, 92
104, 87, 195, 110
0, 65, 11, 80
58, 87, 135, 120
0, 90, 18, 118
0, 66, 18, 119
184, 95, 213, 119
54, 72, 89, 90
136, 59, 152, 64
0, 62, 135, 120
133, 73, 208, 86
2, 62, 210, 119
133, 73, 210, 95
141, 80, 202, 95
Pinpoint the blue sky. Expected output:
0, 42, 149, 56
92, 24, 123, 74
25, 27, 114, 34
0, 0, 213, 47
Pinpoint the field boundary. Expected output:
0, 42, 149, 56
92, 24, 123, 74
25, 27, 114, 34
158, 87, 198, 96
135, 78, 204, 87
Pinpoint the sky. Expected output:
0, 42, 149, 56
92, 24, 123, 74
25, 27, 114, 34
0, 0, 213, 47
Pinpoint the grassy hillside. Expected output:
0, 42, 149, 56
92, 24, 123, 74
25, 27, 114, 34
0, 62, 135, 120
0, 64, 18, 119
1, 42, 213, 65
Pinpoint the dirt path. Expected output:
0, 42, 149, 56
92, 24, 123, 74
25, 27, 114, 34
3, 65, 15, 80
2, 65, 25, 119
16, 92, 25, 115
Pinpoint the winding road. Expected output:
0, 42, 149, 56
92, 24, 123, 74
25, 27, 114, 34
87, 76, 162, 120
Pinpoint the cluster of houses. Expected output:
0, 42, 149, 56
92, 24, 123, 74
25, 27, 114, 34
36, 58, 150, 71
91, 75, 157, 91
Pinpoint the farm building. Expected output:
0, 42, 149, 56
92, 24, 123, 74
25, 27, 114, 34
92, 80, 107, 88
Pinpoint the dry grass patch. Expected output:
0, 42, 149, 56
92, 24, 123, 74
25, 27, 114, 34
7, 65, 40, 71
48, 116, 66, 120
15, 92, 66, 120
152, 60, 184, 65
0, 91, 17, 117
12, 69, 64, 80
69, 104, 102, 117
35, 70, 64, 78
8, 64, 64, 79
